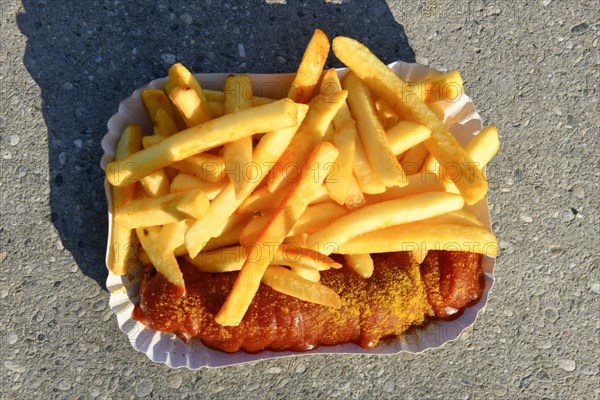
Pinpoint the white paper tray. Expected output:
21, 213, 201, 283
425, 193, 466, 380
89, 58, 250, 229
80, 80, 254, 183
100, 62, 496, 369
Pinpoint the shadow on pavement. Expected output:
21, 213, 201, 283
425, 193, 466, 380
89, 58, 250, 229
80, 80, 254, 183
17, 0, 414, 289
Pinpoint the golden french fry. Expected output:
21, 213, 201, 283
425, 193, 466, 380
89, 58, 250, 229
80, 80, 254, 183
352, 135, 387, 194
375, 98, 401, 129
167, 63, 213, 119
158, 220, 191, 253
415, 209, 485, 227
153, 108, 180, 136
343, 254, 374, 278
215, 142, 339, 326
185, 105, 309, 258
465, 126, 500, 167
140, 169, 171, 198
332, 36, 488, 205
106, 99, 301, 187
141, 89, 179, 124
386, 121, 431, 155
326, 123, 358, 205
424, 126, 500, 195
186, 244, 339, 273
427, 101, 447, 122
207, 100, 225, 117
170, 173, 225, 199
200, 212, 254, 252
171, 153, 225, 183
409, 70, 464, 104
204, 89, 276, 107
169, 85, 212, 127
343, 71, 408, 187
142, 135, 164, 149
261, 266, 341, 308
289, 202, 348, 236
109, 124, 143, 275
320, 68, 385, 195
337, 223, 498, 257
307, 192, 465, 255
363, 172, 445, 204
400, 143, 429, 175
116, 189, 209, 229
288, 29, 330, 104
344, 174, 367, 208
136, 227, 185, 287
223, 74, 254, 197
240, 201, 348, 244
268, 91, 348, 193
238, 183, 329, 215
289, 266, 321, 282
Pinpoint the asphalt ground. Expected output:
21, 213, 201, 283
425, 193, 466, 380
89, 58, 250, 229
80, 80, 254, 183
0, 0, 598, 398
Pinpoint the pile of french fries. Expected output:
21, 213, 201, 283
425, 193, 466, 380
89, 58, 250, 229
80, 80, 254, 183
106, 29, 499, 327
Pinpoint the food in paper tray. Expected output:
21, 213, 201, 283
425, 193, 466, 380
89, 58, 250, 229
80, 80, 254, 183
105, 29, 499, 352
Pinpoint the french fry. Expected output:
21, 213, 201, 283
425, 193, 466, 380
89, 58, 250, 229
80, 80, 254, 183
204, 89, 276, 107
207, 100, 225, 117
464, 126, 500, 168
142, 135, 164, 149
153, 108, 180, 136
332, 36, 488, 204
423, 126, 500, 195
141, 89, 179, 124
203, 213, 256, 251
343, 254, 374, 278
167, 63, 213, 119
169, 85, 212, 127
268, 90, 348, 193
261, 266, 341, 308
170, 173, 225, 199
171, 153, 225, 183
344, 174, 367, 208
386, 121, 431, 156
409, 70, 464, 104
307, 192, 465, 255
116, 189, 209, 229
108, 124, 143, 275
326, 123, 357, 205
223, 74, 254, 197
343, 71, 408, 187
136, 227, 185, 288
363, 172, 445, 204
320, 68, 384, 196
288, 29, 330, 104
105, 99, 301, 187
215, 142, 339, 326
289, 267, 321, 282
337, 223, 498, 257
238, 183, 329, 215
375, 98, 401, 129
186, 244, 340, 273
352, 135, 387, 194
400, 143, 429, 174
140, 169, 171, 197
415, 209, 485, 227
289, 202, 348, 236
185, 105, 310, 258
239, 201, 348, 244
157, 219, 191, 253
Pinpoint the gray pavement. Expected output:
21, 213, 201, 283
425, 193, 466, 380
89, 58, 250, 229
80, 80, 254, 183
1, 0, 598, 398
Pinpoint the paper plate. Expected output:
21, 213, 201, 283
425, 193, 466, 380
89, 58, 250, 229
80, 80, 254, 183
101, 62, 496, 369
